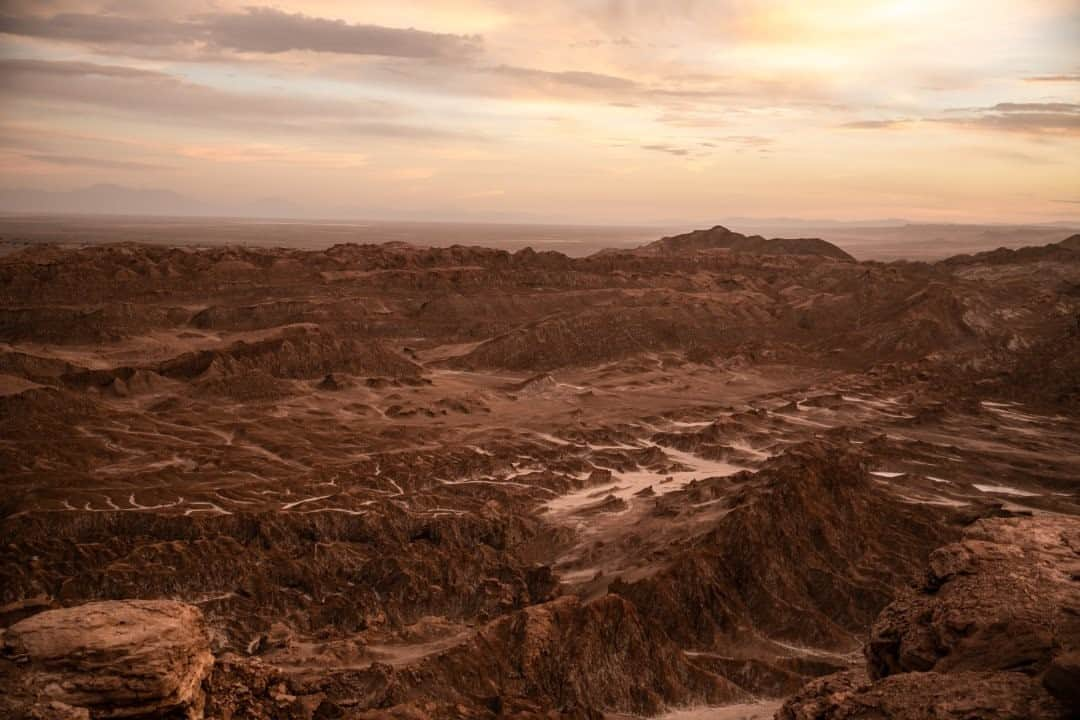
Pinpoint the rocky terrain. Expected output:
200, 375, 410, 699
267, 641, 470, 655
778, 515, 1079, 719
0, 226, 1078, 719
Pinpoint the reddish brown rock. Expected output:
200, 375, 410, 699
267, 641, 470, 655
778, 515, 1080, 720
613, 442, 962, 652
777, 669, 1066, 720
203, 655, 315, 720
28, 701, 91, 720
1, 234, 1078, 720
0, 600, 213, 719
866, 516, 1080, 684
632, 225, 855, 262
1043, 651, 1080, 712
387, 594, 743, 716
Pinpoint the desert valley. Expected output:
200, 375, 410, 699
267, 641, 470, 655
2, 0, 1079, 716
1, 225, 1078, 719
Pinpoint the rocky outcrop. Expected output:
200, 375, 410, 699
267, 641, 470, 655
867, 516, 1080, 698
777, 668, 1065, 720
0, 505, 566, 649
778, 515, 1080, 719
385, 594, 744, 717
943, 232, 1080, 266
157, 327, 423, 381
0, 304, 185, 344
448, 303, 741, 371
190, 300, 318, 332
0, 351, 83, 385
196, 595, 741, 719
993, 321, 1080, 408
203, 656, 314, 720
0, 600, 213, 719
635, 226, 855, 261
613, 442, 963, 651
51, 327, 423, 395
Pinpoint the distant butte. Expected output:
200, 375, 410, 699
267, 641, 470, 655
606, 224, 856, 261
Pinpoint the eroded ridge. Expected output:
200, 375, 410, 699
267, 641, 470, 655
1, 231, 1078, 719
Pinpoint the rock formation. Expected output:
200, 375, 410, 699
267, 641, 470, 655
778, 515, 1080, 719
0, 229, 1078, 718
613, 442, 965, 652
631, 225, 856, 261
0, 600, 213, 719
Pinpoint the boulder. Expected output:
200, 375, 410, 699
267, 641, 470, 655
1, 600, 213, 718
777, 516, 1080, 720
866, 516, 1080, 683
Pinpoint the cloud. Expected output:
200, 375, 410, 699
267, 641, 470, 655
359, 55, 833, 112
0, 58, 383, 119
938, 102, 1080, 136
1, 1, 1076, 223
839, 119, 912, 130
200, 8, 481, 58
989, 102, 1080, 113
0, 58, 468, 140
640, 143, 689, 156
18, 151, 169, 170
840, 105, 1080, 136
485, 65, 639, 92
0, 7, 482, 59
0, 12, 190, 45
0, 57, 162, 79
638, 135, 773, 157
289, 120, 474, 140
1024, 73, 1080, 83
178, 143, 367, 168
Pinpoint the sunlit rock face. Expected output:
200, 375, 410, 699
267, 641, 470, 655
1, 600, 214, 719
779, 515, 1080, 720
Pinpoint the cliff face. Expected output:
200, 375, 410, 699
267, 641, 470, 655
779, 515, 1080, 720
0, 600, 213, 719
612, 442, 963, 651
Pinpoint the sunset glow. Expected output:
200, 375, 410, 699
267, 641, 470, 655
1, 0, 1077, 223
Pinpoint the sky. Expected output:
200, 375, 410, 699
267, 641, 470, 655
0, 0, 1078, 224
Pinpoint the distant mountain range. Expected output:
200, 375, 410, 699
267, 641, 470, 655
1, 184, 1077, 230
0, 185, 617, 224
